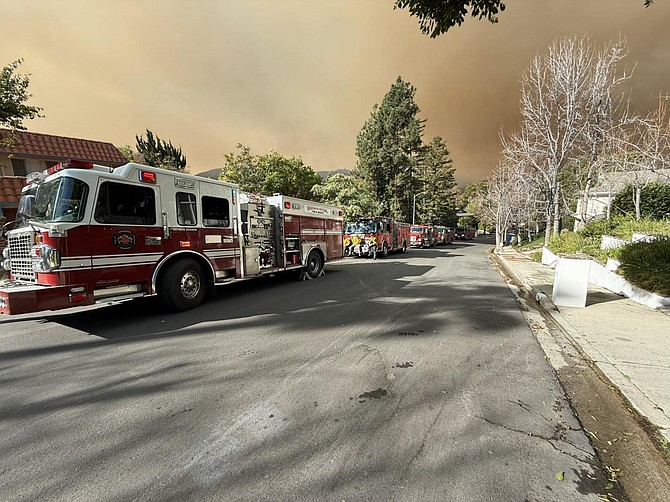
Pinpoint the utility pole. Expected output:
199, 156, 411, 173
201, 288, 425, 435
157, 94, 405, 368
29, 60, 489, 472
412, 194, 416, 224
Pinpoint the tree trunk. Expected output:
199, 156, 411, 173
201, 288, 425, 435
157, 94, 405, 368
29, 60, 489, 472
635, 186, 641, 221
578, 164, 595, 231
543, 209, 552, 247
553, 181, 561, 236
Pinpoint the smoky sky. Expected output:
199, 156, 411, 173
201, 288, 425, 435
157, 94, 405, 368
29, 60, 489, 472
3, 0, 670, 184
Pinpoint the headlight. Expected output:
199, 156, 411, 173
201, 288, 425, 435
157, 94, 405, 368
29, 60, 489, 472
1, 248, 9, 259
30, 245, 61, 273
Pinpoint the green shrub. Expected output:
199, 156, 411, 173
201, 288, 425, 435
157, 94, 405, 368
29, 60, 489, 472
549, 232, 601, 257
547, 216, 670, 265
607, 218, 670, 241
613, 183, 670, 220
578, 218, 617, 238
617, 237, 670, 296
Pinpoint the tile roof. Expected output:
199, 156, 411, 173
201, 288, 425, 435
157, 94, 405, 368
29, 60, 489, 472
0, 128, 127, 167
0, 176, 26, 205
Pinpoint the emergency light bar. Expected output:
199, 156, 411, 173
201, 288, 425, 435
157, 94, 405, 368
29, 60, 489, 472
45, 159, 94, 175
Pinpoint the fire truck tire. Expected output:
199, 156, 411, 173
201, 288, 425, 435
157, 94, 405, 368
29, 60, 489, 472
305, 250, 324, 279
158, 259, 206, 311
402, 240, 407, 253
382, 242, 389, 257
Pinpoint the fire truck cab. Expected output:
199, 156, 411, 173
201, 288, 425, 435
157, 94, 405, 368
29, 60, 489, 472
409, 225, 435, 248
0, 161, 343, 316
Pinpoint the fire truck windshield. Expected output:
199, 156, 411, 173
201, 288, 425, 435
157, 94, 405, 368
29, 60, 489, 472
345, 220, 377, 234
410, 226, 424, 233
31, 177, 89, 224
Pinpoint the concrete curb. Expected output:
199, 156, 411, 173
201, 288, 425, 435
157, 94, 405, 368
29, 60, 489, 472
492, 249, 670, 446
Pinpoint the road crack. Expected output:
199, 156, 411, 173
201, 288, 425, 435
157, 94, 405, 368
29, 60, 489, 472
475, 414, 598, 466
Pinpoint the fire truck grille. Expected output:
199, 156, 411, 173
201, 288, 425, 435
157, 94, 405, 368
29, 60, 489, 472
8, 232, 36, 282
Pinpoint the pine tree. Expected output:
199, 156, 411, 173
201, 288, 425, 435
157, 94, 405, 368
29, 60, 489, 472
355, 77, 423, 222
135, 129, 187, 172
416, 136, 458, 225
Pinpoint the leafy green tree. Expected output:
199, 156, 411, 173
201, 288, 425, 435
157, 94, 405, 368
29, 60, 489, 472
117, 145, 140, 163
135, 129, 187, 172
355, 76, 423, 222
393, 0, 505, 37
311, 173, 379, 221
220, 144, 264, 192
220, 144, 322, 198
258, 151, 322, 199
415, 136, 457, 225
1, 59, 43, 145
393, 1, 655, 38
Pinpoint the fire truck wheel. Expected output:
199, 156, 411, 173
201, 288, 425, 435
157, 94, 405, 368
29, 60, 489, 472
159, 259, 206, 311
402, 241, 407, 253
305, 250, 324, 279
382, 242, 389, 257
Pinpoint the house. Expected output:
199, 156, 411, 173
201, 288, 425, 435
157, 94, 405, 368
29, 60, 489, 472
0, 129, 128, 224
575, 168, 670, 228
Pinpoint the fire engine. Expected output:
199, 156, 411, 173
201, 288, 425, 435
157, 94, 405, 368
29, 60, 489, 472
343, 216, 410, 258
0, 160, 344, 315
409, 225, 436, 248
455, 226, 477, 240
434, 225, 455, 245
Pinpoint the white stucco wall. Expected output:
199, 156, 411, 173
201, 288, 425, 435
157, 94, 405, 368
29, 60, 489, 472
0, 156, 48, 176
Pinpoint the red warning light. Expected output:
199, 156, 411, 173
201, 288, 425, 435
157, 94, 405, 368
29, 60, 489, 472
139, 171, 157, 183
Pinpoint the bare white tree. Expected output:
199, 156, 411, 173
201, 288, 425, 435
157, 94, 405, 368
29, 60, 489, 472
479, 154, 542, 251
576, 38, 633, 227
508, 34, 631, 245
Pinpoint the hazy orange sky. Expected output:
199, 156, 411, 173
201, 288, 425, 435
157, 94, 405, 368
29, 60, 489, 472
3, 0, 670, 184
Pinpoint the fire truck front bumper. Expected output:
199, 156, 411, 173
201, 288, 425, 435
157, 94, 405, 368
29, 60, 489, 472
0, 281, 92, 316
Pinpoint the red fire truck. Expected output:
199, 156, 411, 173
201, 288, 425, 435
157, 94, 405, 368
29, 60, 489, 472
409, 225, 436, 248
455, 226, 477, 240
0, 160, 344, 315
434, 225, 455, 245
343, 216, 410, 258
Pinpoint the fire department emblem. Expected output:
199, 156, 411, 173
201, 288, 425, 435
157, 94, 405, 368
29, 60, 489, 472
113, 230, 137, 250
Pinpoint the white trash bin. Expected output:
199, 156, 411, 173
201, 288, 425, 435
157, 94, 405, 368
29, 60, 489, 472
552, 257, 591, 308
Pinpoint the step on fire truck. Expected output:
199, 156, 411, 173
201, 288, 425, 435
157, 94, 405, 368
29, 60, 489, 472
343, 216, 410, 258
0, 160, 344, 316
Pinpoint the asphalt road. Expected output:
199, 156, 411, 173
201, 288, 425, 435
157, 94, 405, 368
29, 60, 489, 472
0, 236, 607, 501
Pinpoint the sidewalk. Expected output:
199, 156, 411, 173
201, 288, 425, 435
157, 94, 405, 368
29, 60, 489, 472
494, 247, 670, 446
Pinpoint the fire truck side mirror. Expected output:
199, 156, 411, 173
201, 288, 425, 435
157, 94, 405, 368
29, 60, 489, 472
1, 219, 15, 238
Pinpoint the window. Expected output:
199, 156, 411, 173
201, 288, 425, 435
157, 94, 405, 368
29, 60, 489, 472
94, 181, 156, 225
176, 192, 197, 226
202, 196, 230, 227
32, 177, 88, 223
11, 159, 26, 176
